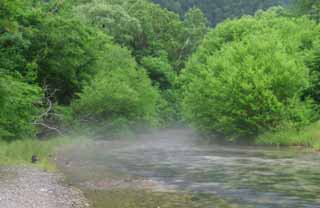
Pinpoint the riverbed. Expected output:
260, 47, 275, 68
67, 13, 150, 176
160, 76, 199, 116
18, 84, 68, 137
57, 129, 320, 208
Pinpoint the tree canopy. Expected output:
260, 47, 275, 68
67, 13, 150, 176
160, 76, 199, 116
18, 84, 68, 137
1, 0, 320, 145
152, 0, 289, 25
180, 8, 320, 138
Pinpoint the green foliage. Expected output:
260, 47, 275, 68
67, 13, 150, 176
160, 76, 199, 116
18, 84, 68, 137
0, 75, 42, 140
304, 40, 320, 103
74, 1, 142, 48
139, 53, 180, 125
0, 0, 107, 105
180, 7, 318, 86
153, 0, 288, 26
257, 121, 320, 149
176, 8, 209, 69
29, 16, 104, 104
156, 89, 180, 127
70, 0, 208, 125
2, 0, 320, 151
1, 0, 171, 139
74, 0, 177, 61
0, 0, 17, 33
293, 0, 320, 22
120, 0, 184, 65
0, 0, 41, 80
72, 44, 159, 133
181, 9, 320, 139
0, 136, 74, 171
141, 53, 176, 89
72, 0, 208, 71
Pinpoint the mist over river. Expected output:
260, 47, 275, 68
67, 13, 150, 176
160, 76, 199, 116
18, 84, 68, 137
57, 129, 320, 208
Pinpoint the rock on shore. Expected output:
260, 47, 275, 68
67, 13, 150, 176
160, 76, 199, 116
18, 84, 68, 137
0, 166, 89, 208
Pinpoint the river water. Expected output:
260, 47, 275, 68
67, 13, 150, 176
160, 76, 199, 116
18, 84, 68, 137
57, 129, 320, 208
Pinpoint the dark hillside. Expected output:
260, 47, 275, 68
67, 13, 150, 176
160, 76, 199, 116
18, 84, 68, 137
152, 0, 290, 25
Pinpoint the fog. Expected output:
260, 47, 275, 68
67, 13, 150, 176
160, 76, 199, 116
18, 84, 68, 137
56, 129, 320, 208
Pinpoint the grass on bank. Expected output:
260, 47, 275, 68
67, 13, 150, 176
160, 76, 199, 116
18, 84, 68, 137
0, 137, 70, 171
256, 121, 320, 150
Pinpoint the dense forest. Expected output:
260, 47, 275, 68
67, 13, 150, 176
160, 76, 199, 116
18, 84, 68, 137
1, 0, 320, 148
152, 0, 290, 25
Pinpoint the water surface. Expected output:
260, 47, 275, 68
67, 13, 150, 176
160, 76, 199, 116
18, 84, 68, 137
57, 129, 320, 208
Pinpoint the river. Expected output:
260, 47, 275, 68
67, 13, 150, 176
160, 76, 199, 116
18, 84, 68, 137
57, 129, 320, 208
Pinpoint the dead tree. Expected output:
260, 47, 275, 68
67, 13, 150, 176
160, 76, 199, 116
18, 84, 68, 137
33, 86, 63, 136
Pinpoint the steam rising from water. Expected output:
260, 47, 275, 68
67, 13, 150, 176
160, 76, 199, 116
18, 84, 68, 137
57, 129, 320, 208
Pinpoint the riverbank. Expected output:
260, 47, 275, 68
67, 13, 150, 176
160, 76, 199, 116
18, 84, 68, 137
0, 138, 68, 171
0, 166, 89, 208
256, 121, 320, 150
0, 135, 90, 171
0, 136, 92, 208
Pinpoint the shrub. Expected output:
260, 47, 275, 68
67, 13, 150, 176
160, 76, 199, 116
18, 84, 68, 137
0, 75, 42, 140
257, 121, 320, 149
180, 9, 320, 139
72, 44, 159, 134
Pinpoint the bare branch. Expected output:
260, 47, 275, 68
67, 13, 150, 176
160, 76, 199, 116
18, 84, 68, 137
37, 97, 52, 120
176, 37, 190, 68
33, 121, 63, 136
33, 86, 63, 136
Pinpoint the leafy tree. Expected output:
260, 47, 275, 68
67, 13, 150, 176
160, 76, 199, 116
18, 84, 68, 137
72, 42, 160, 132
152, 0, 288, 26
72, 0, 206, 71
0, 0, 41, 80
0, 75, 42, 140
293, 0, 320, 22
124, 0, 184, 66
1, 1, 106, 105
0, 0, 16, 33
140, 52, 176, 89
176, 8, 208, 69
29, 16, 103, 104
74, 1, 142, 49
181, 9, 320, 139
70, 0, 207, 124
305, 41, 320, 103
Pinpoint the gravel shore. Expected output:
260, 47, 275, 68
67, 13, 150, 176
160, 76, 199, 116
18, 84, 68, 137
0, 166, 90, 208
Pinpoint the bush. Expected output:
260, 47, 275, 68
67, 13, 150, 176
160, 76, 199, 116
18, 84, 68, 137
257, 121, 320, 149
180, 9, 320, 139
0, 75, 42, 140
156, 89, 180, 127
72, 44, 159, 134
141, 53, 176, 90
30, 16, 107, 104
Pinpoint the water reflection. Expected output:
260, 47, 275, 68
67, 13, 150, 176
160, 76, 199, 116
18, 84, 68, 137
58, 129, 320, 208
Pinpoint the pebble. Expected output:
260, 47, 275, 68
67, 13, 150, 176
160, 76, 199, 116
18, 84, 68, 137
0, 166, 90, 208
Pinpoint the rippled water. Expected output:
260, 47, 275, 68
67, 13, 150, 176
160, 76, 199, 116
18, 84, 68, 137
58, 129, 320, 208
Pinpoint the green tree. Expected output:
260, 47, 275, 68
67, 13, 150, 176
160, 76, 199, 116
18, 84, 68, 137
293, 0, 320, 22
72, 42, 160, 132
305, 41, 320, 103
72, 0, 193, 71
1, 1, 106, 105
0, 0, 41, 80
0, 75, 42, 140
29, 16, 104, 104
181, 9, 320, 139
71, 0, 201, 124
74, 1, 142, 49
140, 52, 176, 89
152, 0, 288, 26
175, 8, 208, 69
